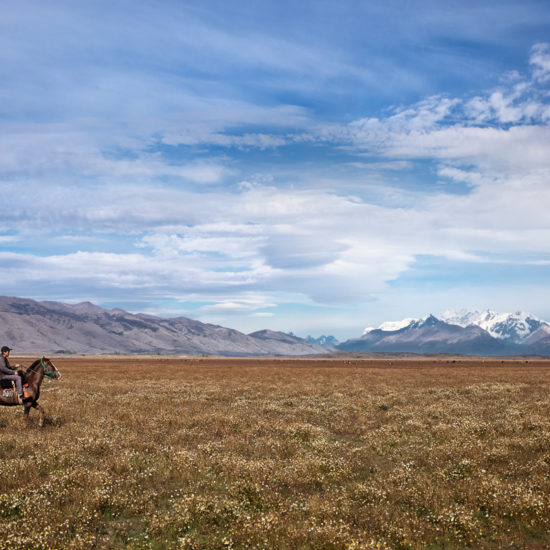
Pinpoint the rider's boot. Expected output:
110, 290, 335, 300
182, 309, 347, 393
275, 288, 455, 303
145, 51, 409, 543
16, 394, 24, 405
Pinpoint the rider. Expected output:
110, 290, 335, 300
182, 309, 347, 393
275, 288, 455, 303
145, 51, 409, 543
0, 346, 24, 404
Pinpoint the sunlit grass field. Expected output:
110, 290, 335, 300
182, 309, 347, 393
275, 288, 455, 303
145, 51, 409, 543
1, 357, 549, 549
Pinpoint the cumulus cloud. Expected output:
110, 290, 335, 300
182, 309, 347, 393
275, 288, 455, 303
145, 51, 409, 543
330, 45, 550, 168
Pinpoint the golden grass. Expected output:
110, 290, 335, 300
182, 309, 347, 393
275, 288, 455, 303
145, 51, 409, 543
1, 357, 550, 549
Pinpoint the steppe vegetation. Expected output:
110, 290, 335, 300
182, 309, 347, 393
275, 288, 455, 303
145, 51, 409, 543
1, 356, 549, 549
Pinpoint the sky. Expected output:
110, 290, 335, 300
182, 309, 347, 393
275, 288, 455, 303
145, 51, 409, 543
1, 0, 550, 340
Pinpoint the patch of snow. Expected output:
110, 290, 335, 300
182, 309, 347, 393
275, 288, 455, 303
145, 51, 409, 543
378, 318, 418, 332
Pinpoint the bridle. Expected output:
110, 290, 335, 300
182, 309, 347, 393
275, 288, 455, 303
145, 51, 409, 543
42, 359, 61, 379
27, 359, 62, 380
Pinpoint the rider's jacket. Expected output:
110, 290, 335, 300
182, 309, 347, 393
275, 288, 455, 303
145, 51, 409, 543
0, 356, 15, 376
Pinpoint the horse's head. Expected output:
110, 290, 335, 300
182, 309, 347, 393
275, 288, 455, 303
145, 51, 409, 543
41, 357, 62, 380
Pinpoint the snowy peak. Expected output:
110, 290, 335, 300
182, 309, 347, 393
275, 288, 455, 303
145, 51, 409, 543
340, 313, 506, 355
346, 309, 550, 355
368, 309, 549, 343
440, 309, 549, 343
411, 314, 439, 329
381, 317, 419, 331
364, 317, 418, 334
363, 315, 442, 334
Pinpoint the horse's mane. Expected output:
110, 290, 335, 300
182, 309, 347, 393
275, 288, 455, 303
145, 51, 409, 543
25, 359, 42, 374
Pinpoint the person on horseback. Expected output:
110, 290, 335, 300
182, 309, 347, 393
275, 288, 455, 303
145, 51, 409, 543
0, 346, 24, 404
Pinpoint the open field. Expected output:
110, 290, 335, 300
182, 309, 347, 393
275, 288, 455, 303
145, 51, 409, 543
1, 357, 550, 549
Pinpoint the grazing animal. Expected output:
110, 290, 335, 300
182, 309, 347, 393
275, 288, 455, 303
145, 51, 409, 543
0, 357, 61, 427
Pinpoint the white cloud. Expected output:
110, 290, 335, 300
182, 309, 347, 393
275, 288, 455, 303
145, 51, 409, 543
3, 154, 550, 309
530, 43, 550, 82
199, 296, 277, 315
330, 46, 550, 173
161, 131, 289, 150
437, 166, 484, 186
0, 127, 232, 188
389, 125, 550, 176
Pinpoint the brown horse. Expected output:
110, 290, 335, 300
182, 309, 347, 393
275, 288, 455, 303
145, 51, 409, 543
0, 357, 61, 427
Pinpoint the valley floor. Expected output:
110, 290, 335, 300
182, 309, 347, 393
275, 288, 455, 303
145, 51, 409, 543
1, 357, 550, 548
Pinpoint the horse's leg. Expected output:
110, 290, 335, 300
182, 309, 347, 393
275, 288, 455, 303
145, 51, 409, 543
32, 402, 45, 427
23, 402, 32, 427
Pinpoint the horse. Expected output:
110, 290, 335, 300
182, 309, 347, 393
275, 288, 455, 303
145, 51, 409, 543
0, 357, 62, 427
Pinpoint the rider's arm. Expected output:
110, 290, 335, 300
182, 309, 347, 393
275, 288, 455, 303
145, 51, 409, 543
0, 357, 14, 375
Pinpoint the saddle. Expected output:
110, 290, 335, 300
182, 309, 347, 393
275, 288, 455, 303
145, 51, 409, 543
1, 385, 30, 400
0, 373, 30, 399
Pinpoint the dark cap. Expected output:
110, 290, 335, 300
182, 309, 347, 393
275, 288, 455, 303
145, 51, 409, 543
1, 346, 12, 353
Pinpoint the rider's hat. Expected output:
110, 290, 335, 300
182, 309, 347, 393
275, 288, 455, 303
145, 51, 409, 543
1, 346, 12, 353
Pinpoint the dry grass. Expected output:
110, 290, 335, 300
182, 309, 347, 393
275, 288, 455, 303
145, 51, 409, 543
1, 356, 550, 549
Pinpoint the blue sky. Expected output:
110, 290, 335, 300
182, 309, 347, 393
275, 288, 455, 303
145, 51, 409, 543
1, 0, 550, 340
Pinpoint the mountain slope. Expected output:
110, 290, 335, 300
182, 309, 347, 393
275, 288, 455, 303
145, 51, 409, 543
521, 325, 550, 354
0, 296, 324, 356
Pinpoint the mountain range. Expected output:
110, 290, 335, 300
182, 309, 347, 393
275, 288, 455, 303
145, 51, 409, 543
1, 296, 550, 356
439, 309, 549, 343
0, 296, 325, 356
338, 310, 550, 355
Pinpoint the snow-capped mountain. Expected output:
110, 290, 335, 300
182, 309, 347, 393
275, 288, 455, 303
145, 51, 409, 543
342, 315, 511, 355
341, 310, 550, 355
439, 309, 550, 343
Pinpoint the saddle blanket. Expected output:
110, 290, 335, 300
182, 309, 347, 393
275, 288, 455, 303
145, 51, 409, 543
1, 387, 30, 398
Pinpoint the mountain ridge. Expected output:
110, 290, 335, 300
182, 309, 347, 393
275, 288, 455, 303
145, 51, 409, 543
0, 296, 325, 356
439, 309, 549, 343
2, 297, 550, 356
338, 311, 549, 356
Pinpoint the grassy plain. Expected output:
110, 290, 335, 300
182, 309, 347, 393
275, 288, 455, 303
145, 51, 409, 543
0, 356, 549, 549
